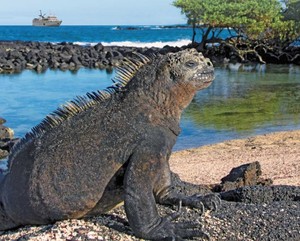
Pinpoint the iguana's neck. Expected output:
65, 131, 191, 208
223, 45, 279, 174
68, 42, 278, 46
120, 80, 197, 136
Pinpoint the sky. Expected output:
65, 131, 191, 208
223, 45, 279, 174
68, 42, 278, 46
0, 0, 186, 25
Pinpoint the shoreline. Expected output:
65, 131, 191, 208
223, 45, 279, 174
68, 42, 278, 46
170, 129, 300, 186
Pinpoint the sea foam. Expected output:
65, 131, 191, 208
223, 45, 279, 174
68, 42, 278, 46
102, 39, 191, 48
73, 39, 191, 48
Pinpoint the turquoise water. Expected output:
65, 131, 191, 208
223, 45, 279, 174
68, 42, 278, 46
0, 25, 191, 43
1, 65, 300, 151
0, 69, 113, 137
0, 25, 232, 47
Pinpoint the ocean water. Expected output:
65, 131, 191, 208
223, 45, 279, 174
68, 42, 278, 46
0, 25, 232, 47
0, 26, 300, 152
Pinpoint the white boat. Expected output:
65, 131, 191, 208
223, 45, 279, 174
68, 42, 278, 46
32, 10, 62, 27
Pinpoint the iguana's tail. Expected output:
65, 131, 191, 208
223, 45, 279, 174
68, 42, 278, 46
0, 173, 19, 231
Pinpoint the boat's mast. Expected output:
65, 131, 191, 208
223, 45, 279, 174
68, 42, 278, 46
39, 10, 44, 18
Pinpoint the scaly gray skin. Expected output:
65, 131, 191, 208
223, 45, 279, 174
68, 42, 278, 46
0, 49, 219, 240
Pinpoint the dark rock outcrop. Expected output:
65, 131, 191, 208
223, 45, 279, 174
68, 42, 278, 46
0, 41, 161, 73
214, 161, 273, 192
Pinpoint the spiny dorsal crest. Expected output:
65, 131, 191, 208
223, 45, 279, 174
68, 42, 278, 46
8, 52, 151, 163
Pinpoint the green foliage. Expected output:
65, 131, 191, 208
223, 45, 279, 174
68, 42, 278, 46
173, 0, 299, 45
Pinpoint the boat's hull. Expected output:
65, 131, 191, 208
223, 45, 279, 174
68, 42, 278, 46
32, 19, 62, 27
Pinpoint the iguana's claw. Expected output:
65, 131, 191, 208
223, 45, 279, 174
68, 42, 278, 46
189, 193, 221, 212
167, 200, 183, 221
151, 202, 210, 241
152, 220, 210, 241
174, 222, 210, 240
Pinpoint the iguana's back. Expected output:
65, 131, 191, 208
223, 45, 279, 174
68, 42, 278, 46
2, 90, 152, 223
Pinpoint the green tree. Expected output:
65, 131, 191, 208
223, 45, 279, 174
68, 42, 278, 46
172, 0, 202, 43
173, 0, 298, 48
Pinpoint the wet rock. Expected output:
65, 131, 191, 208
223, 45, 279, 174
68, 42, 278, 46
69, 62, 76, 70
59, 62, 70, 70
0, 126, 14, 140
48, 57, 60, 69
0, 118, 5, 125
59, 53, 72, 62
25, 63, 36, 70
1, 60, 15, 72
70, 54, 82, 66
94, 43, 104, 52
35, 64, 44, 73
0, 149, 9, 159
214, 161, 273, 192
0, 118, 18, 159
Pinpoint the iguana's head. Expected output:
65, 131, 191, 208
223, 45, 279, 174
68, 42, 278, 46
115, 49, 214, 120
151, 48, 215, 112
166, 48, 214, 90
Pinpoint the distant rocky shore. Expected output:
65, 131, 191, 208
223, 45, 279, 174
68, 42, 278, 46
0, 41, 299, 74
0, 41, 163, 73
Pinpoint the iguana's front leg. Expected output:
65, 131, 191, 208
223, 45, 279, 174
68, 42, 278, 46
155, 169, 221, 213
124, 147, 209, 240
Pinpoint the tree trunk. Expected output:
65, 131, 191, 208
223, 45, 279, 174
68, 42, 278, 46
198, 26, 213, 51
192, 22, 196, 44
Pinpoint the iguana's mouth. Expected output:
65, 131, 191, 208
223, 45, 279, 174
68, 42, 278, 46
195, 70, 214, 82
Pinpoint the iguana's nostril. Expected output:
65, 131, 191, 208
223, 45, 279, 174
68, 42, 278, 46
206, 59, 213, 67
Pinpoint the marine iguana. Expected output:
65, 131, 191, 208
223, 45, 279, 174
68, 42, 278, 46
0, 49, 219, 240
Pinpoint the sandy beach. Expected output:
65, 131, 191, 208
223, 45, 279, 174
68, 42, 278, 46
170, 130, 300, 186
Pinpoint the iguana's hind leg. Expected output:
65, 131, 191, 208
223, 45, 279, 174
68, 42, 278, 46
84, 164, 126, 217
83, 187, 124, 217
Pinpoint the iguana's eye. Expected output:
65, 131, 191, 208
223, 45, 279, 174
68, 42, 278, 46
185, 60, 197, 68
